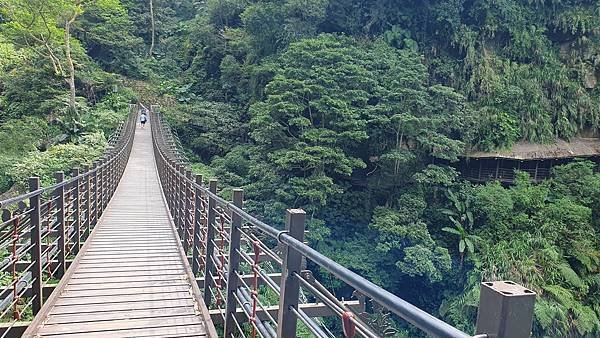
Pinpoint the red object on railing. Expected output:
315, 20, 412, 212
342, 311, 356, 338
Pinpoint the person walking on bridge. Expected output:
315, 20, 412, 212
139, 110, 148, 129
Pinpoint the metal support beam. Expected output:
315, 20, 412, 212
203, 179, 218, 306
224, 189, 243, 337
192, 174, 203, 275
277, 209, 306, 338
83, 165, 91, 240
28, 177, 42, 314
211, 300, 363, 325
53, 172, 66, 278
72, 168, 81, 253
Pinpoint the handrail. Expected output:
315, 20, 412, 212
149, 107, 478, 338
0, 107, 136, 337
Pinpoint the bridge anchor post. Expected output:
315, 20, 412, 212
475, 281, 536, 338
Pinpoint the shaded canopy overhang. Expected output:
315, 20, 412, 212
465, 137, 600, 160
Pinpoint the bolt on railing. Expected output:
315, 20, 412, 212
150, 107, 538, 338
0, 108, 136, 337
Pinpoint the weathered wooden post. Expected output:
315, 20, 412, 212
72, 168, 81, 253
276, 209, 306, 337
475, 281, 536, 338
29, 177, 43, 314
53, 172, 66, 278
192, 174, 203, 275
203, 179, 218, 306
224, 189, 244, 337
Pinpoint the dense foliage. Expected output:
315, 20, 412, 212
1, 0, 599, 337
153, 1, 599, 336
0, 0, 136, 194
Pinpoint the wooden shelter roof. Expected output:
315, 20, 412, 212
467, 137, 600, 160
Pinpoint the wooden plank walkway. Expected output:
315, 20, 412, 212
24, 125, 216, 338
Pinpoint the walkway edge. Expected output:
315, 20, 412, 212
21, 133, 135, 338
151, 124, 219, 338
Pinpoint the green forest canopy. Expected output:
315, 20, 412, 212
0, 0, 599, 337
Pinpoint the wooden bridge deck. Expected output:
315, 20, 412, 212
24, 125, 215, 337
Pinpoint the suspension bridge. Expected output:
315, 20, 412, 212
0, 106, 536, 338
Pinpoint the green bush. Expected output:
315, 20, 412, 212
0, 117, 61, 155
7, 132, 107, 190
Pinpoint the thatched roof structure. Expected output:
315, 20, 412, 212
467, 138, 600, 160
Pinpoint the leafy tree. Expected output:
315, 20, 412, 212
248, 34, 373, 215
370, 204, 452, 285
441, 224, 480, 265
74, 0, 144, 75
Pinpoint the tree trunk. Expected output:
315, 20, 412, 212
65, 17, 77, 112
148, 0, 155, 56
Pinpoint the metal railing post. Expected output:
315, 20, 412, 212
178, 165, 185, 237
72, 168, 81, 253
192, 174, 203, 275
277, 209, 306, 337
92, 161, 99, 227
164, 159, 171, 212
101, 158, 108, 210
106, 156, 113, 199
53, 172, 66, 278
111, 155, 117, 196
29, 177, 43, 314
224, 189, 244, 337
168, 160, 175, 214
107, 156, 114, 198
203, 179, 218, 306
174, 164, 182, 236
83, 165, 91, 240
97, 159, 104, 216
184, 170, 193, 254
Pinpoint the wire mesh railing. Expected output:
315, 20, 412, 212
0, 108, 136, 337
149, 107, 516, 338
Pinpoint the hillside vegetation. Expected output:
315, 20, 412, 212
1, 0, 599, 336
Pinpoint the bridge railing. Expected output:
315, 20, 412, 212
0, 108, 136, 336
151, 108, 536, 338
